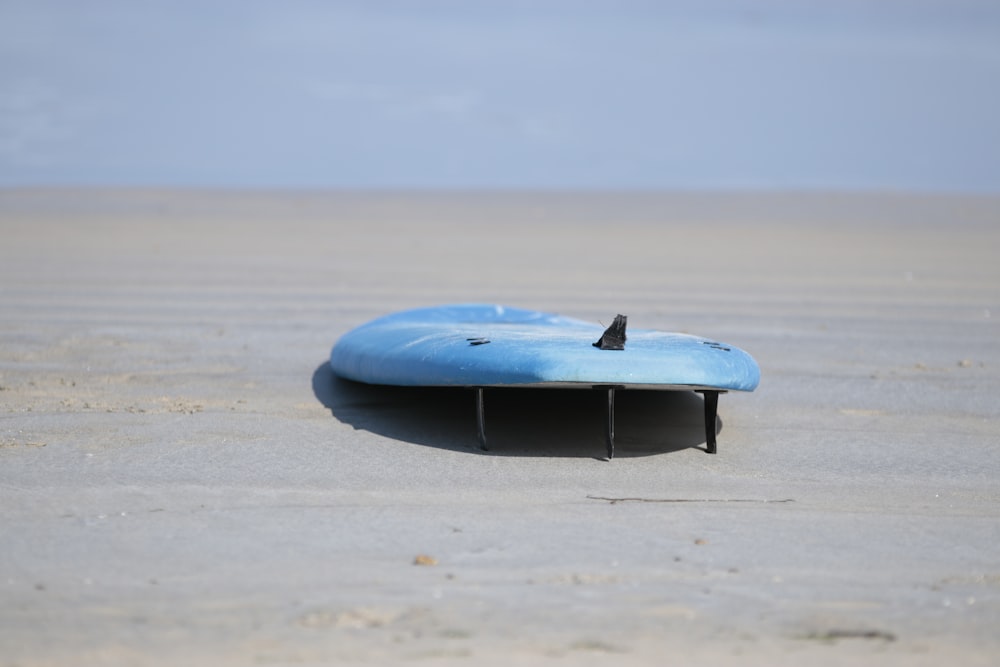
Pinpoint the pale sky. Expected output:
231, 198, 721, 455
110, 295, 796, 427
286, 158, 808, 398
2, 0, 999, 191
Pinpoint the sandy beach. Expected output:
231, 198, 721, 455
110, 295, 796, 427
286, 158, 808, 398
1, 189, 998, 665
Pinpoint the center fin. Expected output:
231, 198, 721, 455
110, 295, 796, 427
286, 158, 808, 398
593, 314, 627, 350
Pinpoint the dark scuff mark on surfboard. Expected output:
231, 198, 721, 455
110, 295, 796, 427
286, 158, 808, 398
593, 314, 627, 350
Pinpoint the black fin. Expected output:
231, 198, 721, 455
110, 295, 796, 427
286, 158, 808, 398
593, 314, 627, 350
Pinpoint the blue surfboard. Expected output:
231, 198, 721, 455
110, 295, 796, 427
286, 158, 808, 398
330, 304, 760, 458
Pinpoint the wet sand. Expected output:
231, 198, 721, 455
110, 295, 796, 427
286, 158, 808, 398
1, 189, 999, 665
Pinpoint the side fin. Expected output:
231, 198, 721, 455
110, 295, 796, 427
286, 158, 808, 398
593, 314, 627, 350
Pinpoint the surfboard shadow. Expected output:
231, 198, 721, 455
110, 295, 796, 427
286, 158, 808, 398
313, 362, 721, 458
312, 363, 722, 458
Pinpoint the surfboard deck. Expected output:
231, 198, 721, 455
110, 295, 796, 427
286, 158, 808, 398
330, 304, 760, 458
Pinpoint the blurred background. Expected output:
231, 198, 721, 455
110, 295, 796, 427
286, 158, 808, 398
1, 0, 998, 193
